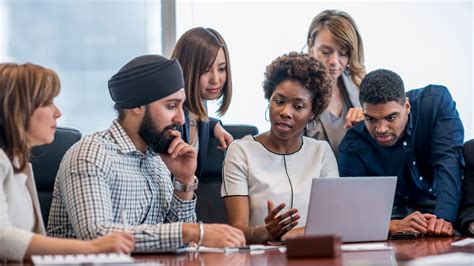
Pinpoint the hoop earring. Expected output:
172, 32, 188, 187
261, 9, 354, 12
265, 106, 270, 122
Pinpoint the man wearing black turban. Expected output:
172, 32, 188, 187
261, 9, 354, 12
47, 55, 245, 251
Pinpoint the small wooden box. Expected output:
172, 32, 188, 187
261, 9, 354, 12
286, 235, 341, 258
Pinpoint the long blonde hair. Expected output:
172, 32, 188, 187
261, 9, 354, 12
307, 9, 366, 86
0, 63, 60, 173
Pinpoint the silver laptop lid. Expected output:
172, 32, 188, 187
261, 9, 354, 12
305, 176, 397, 242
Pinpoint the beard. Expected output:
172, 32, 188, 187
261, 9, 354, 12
138, 108, 182, 154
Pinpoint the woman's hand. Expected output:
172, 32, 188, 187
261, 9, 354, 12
282, 227, 305, 240
89, 232, 134, 254
344, 107, 364, 129
264, 200, 300, 241
214, 123, 233, 151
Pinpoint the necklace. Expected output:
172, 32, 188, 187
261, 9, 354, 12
189, 113, 198, 127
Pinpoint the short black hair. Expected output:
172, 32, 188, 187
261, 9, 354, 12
114, 103, 126, 121
359, 69, 405, 105
262, 52, 332, 120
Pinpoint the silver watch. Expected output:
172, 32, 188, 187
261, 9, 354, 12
173, 176, 199, 192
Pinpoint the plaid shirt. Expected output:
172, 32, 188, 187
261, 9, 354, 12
46, 120, 196, 251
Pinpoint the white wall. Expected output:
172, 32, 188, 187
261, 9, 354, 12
177, 0, 474, 140
0, 0, 8, 61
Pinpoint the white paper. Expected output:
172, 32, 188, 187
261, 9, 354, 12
184, 245, 280, 253
407, 252, 474, 265
32, 253, 134, 265
452, 238, 474, 247
183, 246, 226, 253
341, 243, 393, 252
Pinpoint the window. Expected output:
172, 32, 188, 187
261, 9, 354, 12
177, 1, 473, 139
1, 1, 472, 138
0, 0, 161, 134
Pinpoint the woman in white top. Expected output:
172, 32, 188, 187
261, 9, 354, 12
0, 63, 134, 261
222, 52, 339, 244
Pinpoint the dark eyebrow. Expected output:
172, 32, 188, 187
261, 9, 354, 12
294, 98, 310, 103
384, 112, 399, 119
165, 98, 183, 103
364, 114, 374, 120
364, 112, 399, 120
273, 93, 287, 98
273, 93, 310, 103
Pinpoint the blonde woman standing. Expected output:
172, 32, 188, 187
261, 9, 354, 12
306, 9, 366, 156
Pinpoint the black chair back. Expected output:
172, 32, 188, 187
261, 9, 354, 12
465, 139, 474, 171
31, 127, 82, 225
196, 124, 258, 223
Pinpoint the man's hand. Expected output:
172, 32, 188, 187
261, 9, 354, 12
389, 211, 436, 234
183, 223, 245, 248
426, 218, 454, 236
214, 123, 233, 151
343, 107, 364, 129
202, 224, 246, 247
159, 130, 197, 183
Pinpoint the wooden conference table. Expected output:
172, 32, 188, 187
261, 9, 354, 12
9, 237, 470, 265
131, 237, 469, 265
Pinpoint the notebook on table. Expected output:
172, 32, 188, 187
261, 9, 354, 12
305, 176, 397, 243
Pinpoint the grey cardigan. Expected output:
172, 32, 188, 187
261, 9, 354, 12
306, 72, 360, 156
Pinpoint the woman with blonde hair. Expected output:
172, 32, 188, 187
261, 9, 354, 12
305, 9, 366, 156
0, 63, 134, 261
171, 27, 233, 177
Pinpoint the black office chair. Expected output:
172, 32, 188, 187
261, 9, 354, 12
31, 127, 82, 225
196, 124, 258, 223
465, 139, 474, 173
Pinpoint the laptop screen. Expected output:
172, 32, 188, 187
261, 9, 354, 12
305, 176, 397, 242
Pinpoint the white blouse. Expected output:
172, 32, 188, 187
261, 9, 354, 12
221, 135, 339, 227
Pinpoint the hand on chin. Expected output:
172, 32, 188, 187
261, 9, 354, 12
158, 130, 197, 182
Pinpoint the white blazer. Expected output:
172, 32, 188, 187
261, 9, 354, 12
0, 149, 45, 261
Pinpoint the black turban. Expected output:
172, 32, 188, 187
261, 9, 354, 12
108, 54, 185, 109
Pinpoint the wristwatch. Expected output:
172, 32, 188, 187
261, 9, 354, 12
173, 176, 199, 192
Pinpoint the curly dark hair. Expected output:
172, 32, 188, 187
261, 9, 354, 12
359, 69, 405, 105
262, 52, 332, 120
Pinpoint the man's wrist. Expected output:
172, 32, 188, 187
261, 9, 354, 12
389, 220, 399, 233
173, 174, 196, 184
183, 223, 200, 243
173, 176, 198, 192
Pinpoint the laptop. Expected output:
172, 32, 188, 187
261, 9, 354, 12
305, 176, 397, 242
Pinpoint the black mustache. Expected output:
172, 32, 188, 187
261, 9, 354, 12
163, 124, 182, 132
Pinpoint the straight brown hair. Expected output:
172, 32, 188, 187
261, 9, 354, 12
0, 63, 60, 173
171, 27, 232, 121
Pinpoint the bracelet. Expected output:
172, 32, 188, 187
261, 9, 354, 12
197, 221, 204, 250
